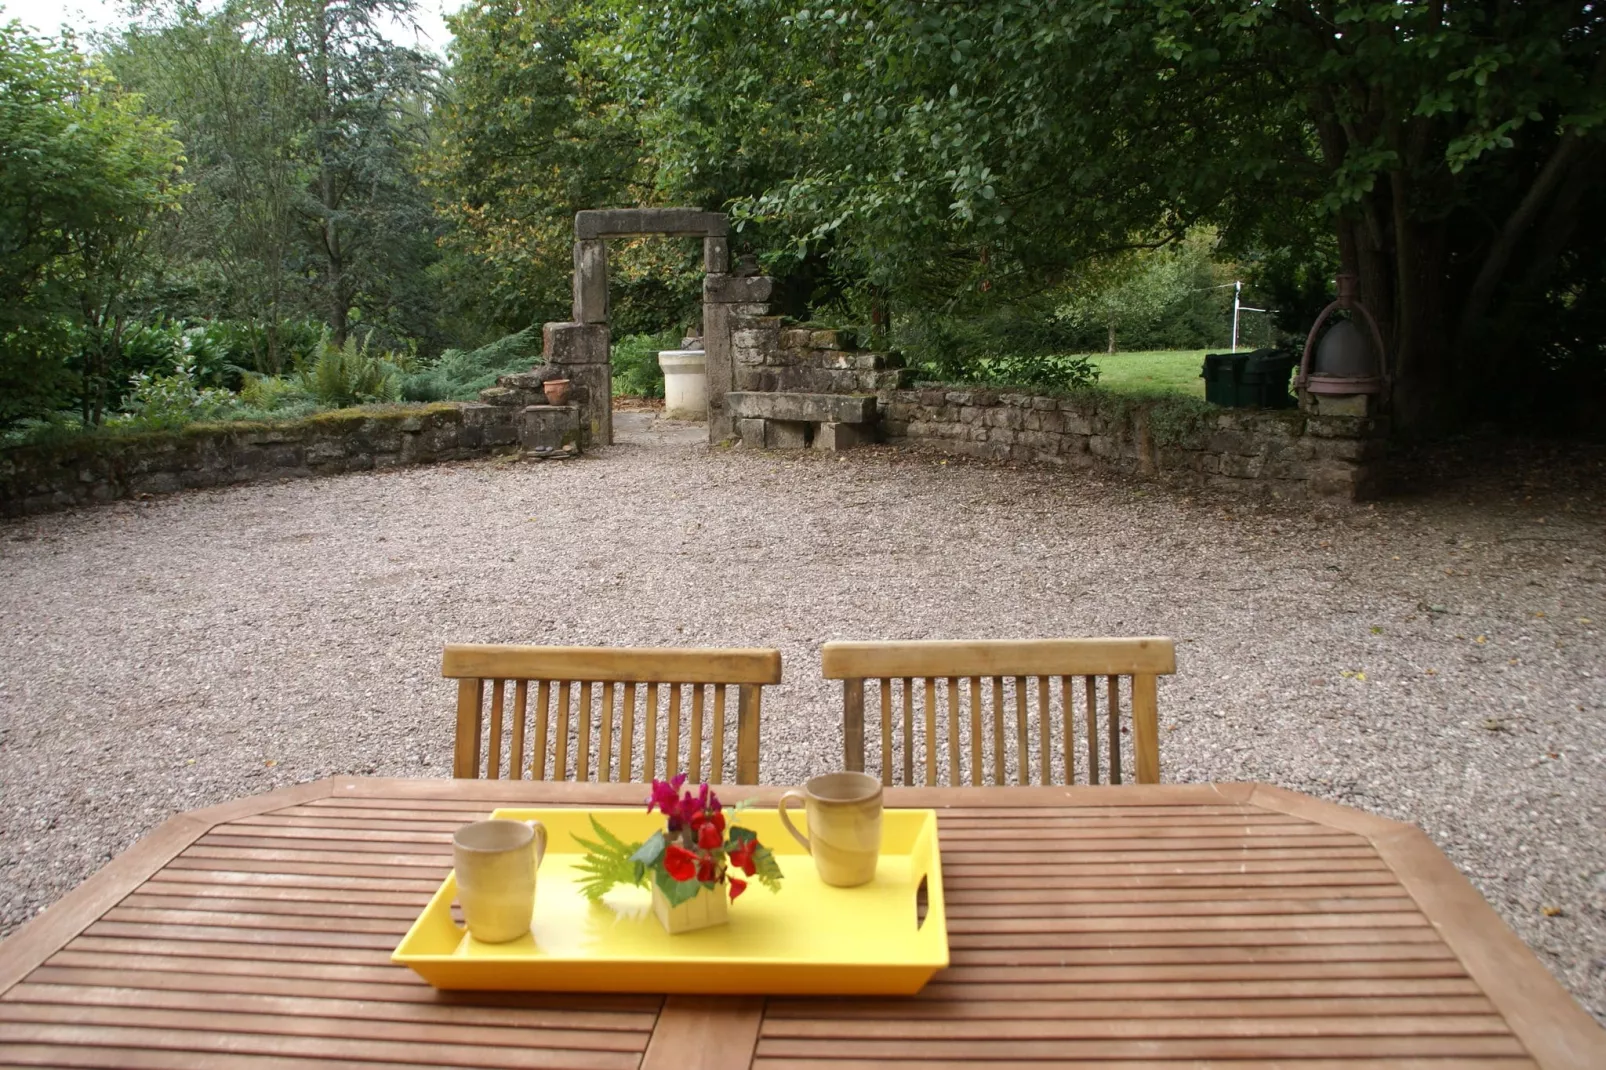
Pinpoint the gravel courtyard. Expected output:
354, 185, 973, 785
2, 412, 1603, 1021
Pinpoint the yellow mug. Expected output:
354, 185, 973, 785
453, 818, 547, 943
778, 771, 883, 887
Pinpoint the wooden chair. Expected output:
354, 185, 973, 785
444, 644, 782, 784
822, 638, 1176, 786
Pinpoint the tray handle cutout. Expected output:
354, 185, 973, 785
914, 873, 930, 930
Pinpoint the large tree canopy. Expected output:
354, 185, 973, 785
616, 0, 1605, 431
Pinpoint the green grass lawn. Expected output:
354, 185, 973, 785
1087, 350, 1209, 397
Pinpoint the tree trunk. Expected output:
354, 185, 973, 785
1107, 321, 1117, 354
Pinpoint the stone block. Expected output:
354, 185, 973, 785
731, 327, 779, 350
1305, 413, 1381, 439
815, 422, 871, 450
705, 274, 775, 304
737, 418, 767, 448
726, 391, 876, 424
477, 386, 520, 406
1218, 453, 1265, 479
766, 420, 808, 449
781, 328, 814, 349
734, 346, 767, 367
572, 240, 608, 323
704, 235, 729, 273
1301, 391, 1377, 418
575, 208, 728, 240
1307, 462, 1361, 499
734, 368, 777, 392
520, 404, 582, 455
543, 321, 610, 364
810, 329, 855, 350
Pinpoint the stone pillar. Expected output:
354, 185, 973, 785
572, 240, 608, 324
543, 321, 611, 445
704, 236, 729, 274
702, 273, 775, 444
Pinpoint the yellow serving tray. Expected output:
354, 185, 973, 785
392, 806, 948, 995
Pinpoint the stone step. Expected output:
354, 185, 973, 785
727, 391, 876, 424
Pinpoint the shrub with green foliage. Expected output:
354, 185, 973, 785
611, 330, 679, 398
109, 351, 238, 429
899, 306, 1099, 392
400, 325, 542, 402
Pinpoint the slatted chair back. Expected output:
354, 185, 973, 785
444, 644, 782, 784
822, 638, 1176, 786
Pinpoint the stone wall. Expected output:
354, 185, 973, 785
882, 387, 1385, 499
729, 318, 903, 395
0, 398, 576, 518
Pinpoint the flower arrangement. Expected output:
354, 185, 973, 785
576, 776, 783, 916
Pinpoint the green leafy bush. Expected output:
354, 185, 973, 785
611, 330, 679, 398
899, 307, 1099, 392
294, 333, 404, 407
400, 325, 542, 402
109, 351, 238, 428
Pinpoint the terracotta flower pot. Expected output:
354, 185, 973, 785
543, 379, 572, 405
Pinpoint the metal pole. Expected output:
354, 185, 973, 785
1232, 280, 1242, 352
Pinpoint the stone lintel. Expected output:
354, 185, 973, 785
575, 208, 728, 240
727, 391, 876, 424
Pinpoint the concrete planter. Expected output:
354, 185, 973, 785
658, 349, 708, 420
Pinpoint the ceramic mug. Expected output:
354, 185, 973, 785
453, 818, 547, 943
778, 772, 883, 887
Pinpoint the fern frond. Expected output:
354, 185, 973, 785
572, 816, 646, 902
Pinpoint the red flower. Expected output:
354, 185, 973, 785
664, 844, 697, 883
728, 877, 747, 901
728, 839, 757, 876
696, 821, 723, 850
697, 855, 717, 883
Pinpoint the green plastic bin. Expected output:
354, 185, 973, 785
1201, 348, 1298, 409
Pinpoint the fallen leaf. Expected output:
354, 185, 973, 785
1532, 611, 1546, 618
1542, 906, 1564, 917
263, 759, 278, 768
1370, 625, 1383, 635
1481, 719, 1506, 732
1580, 618, 1593, 625
1475, 635, 1488, 644
1425, 668, 1438, 675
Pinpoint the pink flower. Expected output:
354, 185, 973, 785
648, 775, 691, 831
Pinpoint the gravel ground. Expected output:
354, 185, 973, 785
2, 413, 1603, 1021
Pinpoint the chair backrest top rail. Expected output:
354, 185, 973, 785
443, 644, 782, 685
821, 637, 1176, 679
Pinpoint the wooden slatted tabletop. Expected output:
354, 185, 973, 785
1, 778, 1601, 1069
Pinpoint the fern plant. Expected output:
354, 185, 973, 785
294, 332, 402, 407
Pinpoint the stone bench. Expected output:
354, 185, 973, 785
727, 391, 876, 451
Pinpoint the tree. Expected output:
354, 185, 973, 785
111, 0, 439, 353
109, 3, 309, 371
428, 0, 646, 332
0, 23, 186, 427
616, 0, 1606, 433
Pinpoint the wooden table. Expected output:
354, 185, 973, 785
2, 778, 1601, 1069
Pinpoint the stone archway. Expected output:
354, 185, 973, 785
542, 208, 771, 445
